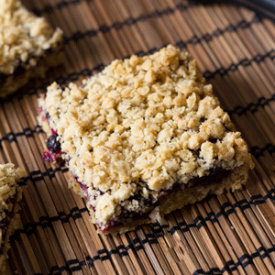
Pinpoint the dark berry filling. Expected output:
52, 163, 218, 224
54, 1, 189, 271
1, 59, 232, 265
47, 134, 61, 153
186, 167, 232, 189
99, 212, 150, 232
42, 129, 63, 162
102, 167, 233, 231
0, 47, 62, 85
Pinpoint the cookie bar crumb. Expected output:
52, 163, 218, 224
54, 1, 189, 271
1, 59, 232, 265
0, 163, 24, 272
0, 0, 63, 97
38, 45, 254, 234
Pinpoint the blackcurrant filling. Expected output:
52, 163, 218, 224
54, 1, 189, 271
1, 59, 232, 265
73, 175, 153, 232
42, 129, 63, 162
100, 167, 232, 231
0, 194, 17, 254
41, 115, 233, 231
0, 47, 62, 85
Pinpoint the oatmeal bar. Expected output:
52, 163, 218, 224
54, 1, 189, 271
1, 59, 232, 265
0, 0, 63, 97
38, 45, 254, 234
0, 164, 24, 271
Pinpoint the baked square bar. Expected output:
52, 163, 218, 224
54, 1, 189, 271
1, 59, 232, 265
0, 164, 24, 272
38, 45, 254, 234
0, 0, 63, 97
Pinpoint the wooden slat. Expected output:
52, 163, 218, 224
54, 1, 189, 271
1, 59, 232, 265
1, 0, 275, 274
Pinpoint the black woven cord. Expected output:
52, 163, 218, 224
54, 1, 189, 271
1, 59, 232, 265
14, 185, 275, 239
63, 5, 258, 47
203, 49, 275, 80
266, 189, 275, 201
150, 221, 169, 236
194, 215, 207, 230
237, 199, 251, 211
63, 14, 258, 52
223, 260, 238, 273
105, 245, 129, 258
48, 262, 77, 275
16, 166, 69, 187
0, 126, 45, 145
13, 219, 275, 274
84, 256, 95, 267
0, 125, 43, 148
238, 254, 252, 268
228, 91, 275, 118
33, 0, 269, 29
17, 188, 265, 239
207, 211, 218, 224
129, 237, 143, 252
169, 192, 275, 235
250, 144, 275, 159
169, 220, 197, 235
15, 206, 88, 239
191, 246, 273, 275
65, 259, 82, 272
91, 255, 100, 263
33, 1, 190, 24
193, 269, 209, 275
63, 3, 190, 44
6, 132, 16, 143
49, 265, 61, 275
115, 245, 129, 258
210, 268, 222, 275
221, 202, 235, 216
141, 233, 159, 245
97, 249, 110, 261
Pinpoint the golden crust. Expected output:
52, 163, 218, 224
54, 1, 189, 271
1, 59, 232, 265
38, 45, 254, 231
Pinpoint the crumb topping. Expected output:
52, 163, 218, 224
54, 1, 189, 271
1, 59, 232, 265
0, 164, 24, 226
0, 0, 62, 75
39, 45, 253, 226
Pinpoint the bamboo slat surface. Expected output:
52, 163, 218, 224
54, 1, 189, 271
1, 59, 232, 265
1, 0, 275, 274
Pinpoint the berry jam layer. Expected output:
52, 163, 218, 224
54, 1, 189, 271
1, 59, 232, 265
0, 194, 17, 254
42, 129, 63, 162
43, 131, 233, 232
100, 167, 232, 231
0, 48, 58, 83
0, 49, 63, 98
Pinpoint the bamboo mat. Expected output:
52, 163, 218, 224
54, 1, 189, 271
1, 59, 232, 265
1, 0, 275, 274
